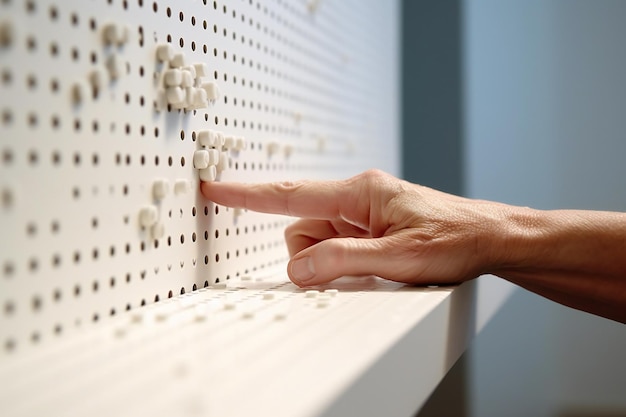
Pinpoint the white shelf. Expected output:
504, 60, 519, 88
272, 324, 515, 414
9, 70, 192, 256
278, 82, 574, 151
0, 273, 513, 417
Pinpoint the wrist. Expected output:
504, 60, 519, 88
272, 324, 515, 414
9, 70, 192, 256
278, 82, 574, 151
485, 204, 550, 273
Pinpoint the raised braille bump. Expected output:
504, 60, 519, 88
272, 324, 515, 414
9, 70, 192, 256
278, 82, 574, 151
197, 130, 217, 147
156, 43, 175, 62
198, 165, 217, 182
174, 179, 191, 195
164, 69, 183, 86
223, 136, 236, 150
235, 137, 247, 151
166, 87, 185, 104
181, 71, 194, 88
193, 150, 210, 169
216, 151, 228, 172
201, 82, 220, 101
152, 179, 169, 200
105, 54, 124, 80
151, 222, 165, 239
139, 205, 158, 227
170, 53, 187, 68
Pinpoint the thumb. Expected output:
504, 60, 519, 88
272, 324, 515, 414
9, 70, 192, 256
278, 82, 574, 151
287, 236, 404, 287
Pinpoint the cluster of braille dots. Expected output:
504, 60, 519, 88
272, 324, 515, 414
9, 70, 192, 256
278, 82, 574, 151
71, 22, 131, 103
154, 43, 220, 112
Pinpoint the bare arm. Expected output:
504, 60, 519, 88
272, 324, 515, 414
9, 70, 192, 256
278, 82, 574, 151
201, 170, 626, 323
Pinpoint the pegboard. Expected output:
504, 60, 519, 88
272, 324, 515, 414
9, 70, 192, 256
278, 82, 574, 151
0, 0, 399, 357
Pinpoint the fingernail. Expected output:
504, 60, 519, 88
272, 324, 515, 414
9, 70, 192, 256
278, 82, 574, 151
290, 257, 315, 283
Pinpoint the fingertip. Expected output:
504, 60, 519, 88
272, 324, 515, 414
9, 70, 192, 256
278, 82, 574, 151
199, 181, 211, 198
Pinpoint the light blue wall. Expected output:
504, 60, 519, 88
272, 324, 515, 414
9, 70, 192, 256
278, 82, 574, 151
463, 0, 626, 415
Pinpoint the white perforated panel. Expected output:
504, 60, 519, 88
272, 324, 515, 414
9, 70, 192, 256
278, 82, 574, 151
0, 0, 399, 357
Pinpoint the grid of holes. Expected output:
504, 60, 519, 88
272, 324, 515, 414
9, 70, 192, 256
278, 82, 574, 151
0, 0, 386, 354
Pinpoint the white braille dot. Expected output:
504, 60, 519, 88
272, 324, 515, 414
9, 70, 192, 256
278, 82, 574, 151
170, 53, 188, 68
197, 130, 216, 147
215, 132, 226, 147
182, 65, 197, 79
156, 43, 175, 62
193, 150, 210, 169
324, 289, 338, 297
105, 54, 124, 80
139, 205, 158, 227
223, 136, 236, 150
173, 179, 191, 195
166, 87, 185, 104
262, 291, 275, 300
201, 82, 220, 101
152, 179, 170, 200
151, 222, 165, 239
267, 142, 280, 156
113, 327, 127, 338
102, 23, 118, 45
89, 68, 108, 89
235, 137, 248, 151
216, 151, 228, 172
305, 290, 319, 298
198, 165, 217, 182
71, 80, 89, 104
103, 23, 129, 46
164, 69, 183, 86
193, 63, 208, 77
180, 71, 194, 88
189, 88, 208, 109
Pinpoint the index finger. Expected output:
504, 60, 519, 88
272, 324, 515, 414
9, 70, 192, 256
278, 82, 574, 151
200, 179, 346, 219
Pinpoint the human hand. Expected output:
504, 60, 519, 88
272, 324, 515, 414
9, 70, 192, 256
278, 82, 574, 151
201, 170, 508, 287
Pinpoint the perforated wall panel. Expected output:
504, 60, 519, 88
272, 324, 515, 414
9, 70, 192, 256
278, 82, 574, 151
0, 0, 399, 356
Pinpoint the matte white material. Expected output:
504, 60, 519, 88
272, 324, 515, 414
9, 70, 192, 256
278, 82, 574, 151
170, 52, 187, 68
201, 82, 220, 101
173, 179, 191, 195
193, 63, 208, 78
165, 86, 185, 104
235, 137, 248, 151
198, 165, 217, 182
155, 43, 175, 62
151, 222, 165, 240
105, 54, 124, 80
223, 136, 236, 150
0, 1, 418, 415
163, 69, 183, 87
180, 70, 193, 88
152, 179, 169, 201
139, 205, 158, 228
0, 20, 13, 47
197, 130, 217, 148
193, 150, 210, 170
216, 151, 229, 172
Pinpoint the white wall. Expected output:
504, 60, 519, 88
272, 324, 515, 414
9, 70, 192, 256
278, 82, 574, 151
463, 0, 626, 415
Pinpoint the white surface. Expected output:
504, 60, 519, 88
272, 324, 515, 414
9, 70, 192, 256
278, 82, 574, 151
0, 273, 499, 417
0, 0, 400, 356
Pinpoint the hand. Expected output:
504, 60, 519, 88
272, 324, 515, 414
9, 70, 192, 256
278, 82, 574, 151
201, 170, 506, 287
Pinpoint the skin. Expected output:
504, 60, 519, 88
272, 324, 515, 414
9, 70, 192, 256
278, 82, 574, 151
201, 169, 626, 324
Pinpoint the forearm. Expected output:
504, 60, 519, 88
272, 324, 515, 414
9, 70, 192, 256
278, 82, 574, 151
488, 207, 626, 323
